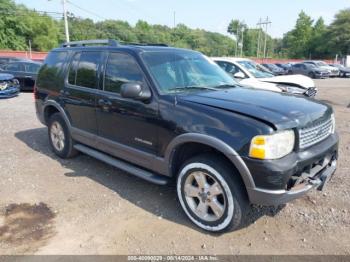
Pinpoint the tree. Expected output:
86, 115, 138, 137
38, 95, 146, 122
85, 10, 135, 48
0, 0, 27, 50
328, 8, 350, 56
282, 11, 314, 58
309, 17, 329, 58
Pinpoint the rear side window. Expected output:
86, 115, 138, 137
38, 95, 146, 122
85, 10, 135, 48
68, 52, 100, 89
104, 53, 144, 94
5, 63, 24, 72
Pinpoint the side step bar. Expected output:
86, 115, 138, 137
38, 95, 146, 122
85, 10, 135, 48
74, 144, 169, 185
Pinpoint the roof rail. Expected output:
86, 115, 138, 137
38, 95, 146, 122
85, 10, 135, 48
120, 42, 169, 47
60, 39, 119, 48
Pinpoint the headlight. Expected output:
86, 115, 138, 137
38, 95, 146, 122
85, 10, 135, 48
331, 114, 336, 134
249, 130, 295, 160
277, 84, 305, 94
0, 82, 7, 91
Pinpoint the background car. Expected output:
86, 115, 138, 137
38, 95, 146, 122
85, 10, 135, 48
329, 63, 350, 78
0, 73, 20, 98
289, 63, 330, 79
304, 60, 340, 77
0, 61, 42, 91
213, 57, 317, 97
0, 56, 30, 65
262, 63, 288, 75
275, 63, 292, 72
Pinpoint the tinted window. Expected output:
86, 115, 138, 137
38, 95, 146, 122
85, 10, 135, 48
5, 63, 24, 72
26, 63, 41, 73
37, 51, 68, 91
104, 53, 144, 93
75, 52, 100, 89
68, 53, 81, 85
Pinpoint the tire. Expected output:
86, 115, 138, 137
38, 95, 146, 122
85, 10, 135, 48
176, 154, 249, 232
48, 113, 78, 159
308, 72, 316, 79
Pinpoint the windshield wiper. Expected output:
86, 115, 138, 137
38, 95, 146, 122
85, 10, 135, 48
214, 84, 241, 89
168, 86, 218, 92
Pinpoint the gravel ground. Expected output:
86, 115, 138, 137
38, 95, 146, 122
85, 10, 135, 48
0, 78, 349, 255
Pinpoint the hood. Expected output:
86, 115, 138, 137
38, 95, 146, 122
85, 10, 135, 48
239, 78, 281, 92
320, 65, 338, 71
0, 73, 14, 81
259, 74, 315, 89
181, 87, 332, 130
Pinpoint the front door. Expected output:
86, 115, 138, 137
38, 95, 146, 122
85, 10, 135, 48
62, 51, 101, 138
95, 52, 158, 168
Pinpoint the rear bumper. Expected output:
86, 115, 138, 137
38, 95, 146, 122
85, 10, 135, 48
244, 133, 339, 206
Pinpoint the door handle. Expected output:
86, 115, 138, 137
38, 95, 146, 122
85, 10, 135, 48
98, 99, 112, 106
60, 90, 70, 96
25, 76, 32, 78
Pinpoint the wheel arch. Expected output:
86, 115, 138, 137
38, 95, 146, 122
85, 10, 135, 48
43, 100, 71, 129
165, 133, 256, 190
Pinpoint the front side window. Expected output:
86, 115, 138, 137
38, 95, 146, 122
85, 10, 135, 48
237, 60, 274, 78
69, 52, 100, 89
26, 63, 41, 73
5, 63, 24, 72
104, 53, 145, 94
142, 51, 237, 94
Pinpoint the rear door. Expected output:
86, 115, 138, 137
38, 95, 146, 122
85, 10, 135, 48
23, 63, 41, 90
62, 51, 102, 141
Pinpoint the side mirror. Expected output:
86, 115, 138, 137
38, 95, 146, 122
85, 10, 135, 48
120, 82, 151, 101
233, 71, 245, 79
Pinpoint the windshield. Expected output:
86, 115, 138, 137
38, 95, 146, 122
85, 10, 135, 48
316, 61, 327, 67
237, 60, 275, 78
306, 63, 316, 69
142, 51, 238, 94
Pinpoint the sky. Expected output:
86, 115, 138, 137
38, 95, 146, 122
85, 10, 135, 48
15, 0, 350, 38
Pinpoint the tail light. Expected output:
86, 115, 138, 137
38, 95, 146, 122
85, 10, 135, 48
33, 83, 39, 100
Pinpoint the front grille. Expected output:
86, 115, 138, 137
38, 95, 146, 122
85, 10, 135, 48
299, 116, 334, 149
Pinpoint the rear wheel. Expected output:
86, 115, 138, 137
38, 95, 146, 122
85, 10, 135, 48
48, 113, 78, 158
176, 154, 248, 232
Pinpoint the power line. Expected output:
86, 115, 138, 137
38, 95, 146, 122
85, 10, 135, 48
66, 0, 107, 20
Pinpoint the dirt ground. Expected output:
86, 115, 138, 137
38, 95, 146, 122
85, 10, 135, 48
0, 78, 349, 255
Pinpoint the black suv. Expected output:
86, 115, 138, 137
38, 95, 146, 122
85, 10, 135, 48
35, 40, 339, 232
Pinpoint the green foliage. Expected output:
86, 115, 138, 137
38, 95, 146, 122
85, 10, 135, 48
327, 8, 350, 56
0, 0, 349, 59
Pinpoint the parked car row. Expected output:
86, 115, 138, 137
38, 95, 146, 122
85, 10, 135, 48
213, 57, 317, 97
0, 56, 42, 92
261, 60, 350, 79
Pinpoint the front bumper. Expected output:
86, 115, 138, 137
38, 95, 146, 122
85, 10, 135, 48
244, 133, 339, 206
0, 86, 20, 98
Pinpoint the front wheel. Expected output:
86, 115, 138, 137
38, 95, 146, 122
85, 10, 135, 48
176, 154, 248, 232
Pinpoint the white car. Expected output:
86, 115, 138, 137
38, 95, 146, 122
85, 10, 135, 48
304, 61, 340, 77
213, 57, 317, 97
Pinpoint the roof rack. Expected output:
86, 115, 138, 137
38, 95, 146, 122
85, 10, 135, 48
60, 39, 169, 48
122, 42, 169, 47
60, 39, 119, 48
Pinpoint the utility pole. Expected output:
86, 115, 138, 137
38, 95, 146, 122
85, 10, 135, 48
240, 29, 244, 57
256, 18, 262, 58
62, 0, 70, 42
28, 40, 32, 59
48, 0, 70, 42
173, 11, 176, 28
257, 17, 271, 59
235, 26, 239, 57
